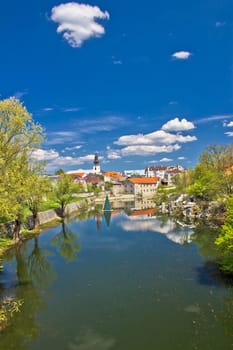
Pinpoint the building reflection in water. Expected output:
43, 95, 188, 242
94, 199, 194, 245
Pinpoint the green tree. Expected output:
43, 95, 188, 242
55, 168, 65, 175
0, 98, 45, 238
26, 172, 52, 229
187, 145, 233, 201
53, 175, 78, 217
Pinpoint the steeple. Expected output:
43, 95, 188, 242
93, 153, 101, 174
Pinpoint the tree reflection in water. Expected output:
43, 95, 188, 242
0, 239, 56, 349
51, 221, 81, 263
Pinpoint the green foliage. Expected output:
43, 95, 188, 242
154, 184, 179, 205
0, 298, 24, 331
215, 196, 233, 273
0, 98, 45, 236
55, 169, 65, 175
215, 196, 233, 252
53, 175, 81, 216
188, 145, 233, 201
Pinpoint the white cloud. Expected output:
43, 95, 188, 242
225, 132, 233, 137
115, 129, 196, 146
45, 153, 100, 171
62, 107, 80, 112
107, 149, 121, 159
13, 90, 28, 100
51, 2, 110, 48
162, 118, 195, 132
31, 149, 59, 161
113, 60, 122, 65
110, 117, 197, 158
226, 121, 233, 127
64, 145, 82, 151
178, 156, 186, 160
46, 131, 78, 145
76, 116, 127, 134
171, 51, 192, 60
159, 158, 172, 162
215, 21, 226, 27
196, 114, 233, 124
43, 107, 54, 112
121, 144, 181, 156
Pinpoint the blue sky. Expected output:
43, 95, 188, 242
1, 0, 233, 173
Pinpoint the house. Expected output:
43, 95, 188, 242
145, 166, 167, 178
124, 176, 159, 197
145, 164, 185, 185
104, 171, 125, 182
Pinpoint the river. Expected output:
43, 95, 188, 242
0, 206, 233, 349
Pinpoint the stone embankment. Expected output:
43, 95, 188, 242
160, 196, 225, 223
0, 194, 135, 238
0, 199, 92, 239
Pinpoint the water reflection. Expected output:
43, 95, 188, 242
51, 221, 81, 263
119, 214, 194, 245
69, 329, 115, 350
103, 211, 112, 227
0, 204, 233, 349
0, 239, 56, 349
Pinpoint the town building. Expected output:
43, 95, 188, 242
124, 176, 159, 197
145, 164, 185, 185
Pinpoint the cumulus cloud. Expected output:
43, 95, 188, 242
31, 149, 59, 161
162, 118, 195, 132
171, 51, 192, 60
121, 144, 181, 156
226, 121, 233, 127
46, 153, 99, 171
115, 129, 196, 146
107, 149, 122, 159
51, 2, 110, 48
110, 117, 197, 158
178, 156, 186, 160
225, 132, 233, 137
32, 147, 101, 172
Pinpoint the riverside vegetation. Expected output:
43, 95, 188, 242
154, 144, 233, 274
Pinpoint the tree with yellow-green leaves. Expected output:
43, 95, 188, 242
215, 196, 233, 273
0, 98, 46, 239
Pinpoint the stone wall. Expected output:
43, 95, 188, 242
0, 199, 90, 238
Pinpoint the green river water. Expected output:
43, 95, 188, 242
0, 207, 233, 349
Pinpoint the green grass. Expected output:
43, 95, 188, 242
38, 200, 59, 212
0, 238, 14, 257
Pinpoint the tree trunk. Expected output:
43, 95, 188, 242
13, 219, 21, 241
32, 211, 39, 230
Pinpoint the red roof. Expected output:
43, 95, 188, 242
129, 177, 158, 184
130, 208, 157, 216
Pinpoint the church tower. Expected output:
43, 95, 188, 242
93, 153, 101, 174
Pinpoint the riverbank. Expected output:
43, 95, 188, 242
0, 194, 136, 258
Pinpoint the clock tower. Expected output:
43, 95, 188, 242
93, 153, 101, 174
